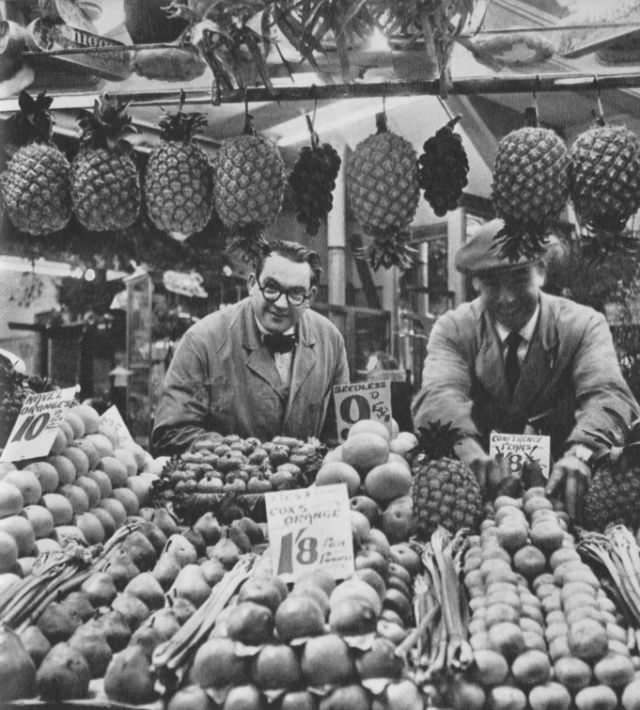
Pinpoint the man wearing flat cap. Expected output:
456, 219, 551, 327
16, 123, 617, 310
411, 218, 639, 519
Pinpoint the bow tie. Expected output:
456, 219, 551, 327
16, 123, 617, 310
263, 332, 297, 354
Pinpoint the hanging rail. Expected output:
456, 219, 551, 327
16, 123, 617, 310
3, 71, 640, 111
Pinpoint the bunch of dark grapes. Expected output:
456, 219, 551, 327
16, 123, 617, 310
417, 117, 469, 217
0, 360, 30, 447
289, 142, 341, 235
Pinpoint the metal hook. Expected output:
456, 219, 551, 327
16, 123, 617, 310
593, 74, 605, 126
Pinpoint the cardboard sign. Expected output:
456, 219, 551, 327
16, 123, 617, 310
99, 405, 136, 449
0, 386, 78, 463
489, 431, 552, 479
333, 380, 392, 441
265, 483, 354, 583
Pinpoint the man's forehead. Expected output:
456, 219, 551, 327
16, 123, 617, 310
262, 253, 312, 281
477, 264, 535, 281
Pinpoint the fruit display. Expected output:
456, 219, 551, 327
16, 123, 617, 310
71, 95, 141, 232
491, 123, 570, 260
346, 111, 419, 270
144, 99, 214, 241
417, 116, 470, 217
0, 90, 72, 235
289, 128, 342, 237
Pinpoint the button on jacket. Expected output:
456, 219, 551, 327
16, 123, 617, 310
411, 292, 640, 460
151, 298, 349, 455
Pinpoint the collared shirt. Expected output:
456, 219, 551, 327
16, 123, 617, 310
495, 303, 540, 366
255, 317, 295, 387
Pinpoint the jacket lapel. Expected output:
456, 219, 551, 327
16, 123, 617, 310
475, 312, 510, 404
513, 293, 559, 411
240, 302, 283, 397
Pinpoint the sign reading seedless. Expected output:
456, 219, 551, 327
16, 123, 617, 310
333, 380, 392, 441
265, 483, 354, 583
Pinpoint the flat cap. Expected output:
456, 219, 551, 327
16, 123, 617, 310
455, 218, 546, 275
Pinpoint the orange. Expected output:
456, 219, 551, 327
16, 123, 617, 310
73, 404, 100, 434
114, 448, 137, 477
91, 507, 116, 539
322, 446, 343, 465
85, 433, 115, 458
50, 426, 70, 455
63, 409, 86, 440
348, 419, 391, 441
75, 438, 100, 470
0, 515, 35, 556
0, 530, 18, 572
341, 432, 389, 475
2, 470, 42, 506
75, 475, 102, 508
62, 446, 90, 477
23, 505, 55, 539
0, 481, 24, 518
59, 484, 90, 515
127, 476, 151, 507
99, 456, 128, 487
364, 461, 412, 505
99, 497, 127, 528
42, 492, 74, 526
111, 487, 140, 516
86, 470, 112, 499
35, 538, 62, 555
23, 461, 59, 493
315, 462, 361, 496
75, 512, 105, 544
45, 455, 76, 486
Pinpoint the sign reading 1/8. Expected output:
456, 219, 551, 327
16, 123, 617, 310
276, 527, 319, 575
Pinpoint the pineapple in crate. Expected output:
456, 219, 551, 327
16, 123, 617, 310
583, 416, 640, 531
0, 91, 71, 235
411, 421, 483, 541
71, 95, 141, 232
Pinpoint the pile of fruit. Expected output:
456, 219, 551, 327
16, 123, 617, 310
0, 403, 161, 578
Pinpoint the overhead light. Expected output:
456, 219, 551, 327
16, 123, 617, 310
366, 28, 390, 52
84, 268, 96, 282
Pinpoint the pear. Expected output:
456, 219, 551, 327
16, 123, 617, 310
171, 596, 197, 625
172, 564, 211, 608
229, 522, 252, 553
168, 684, 214, 710
81, 571, 117, 606
95, 610, 131, 651
153, 507, 179, 536
37, 602, 82, 644
19, 625, 51, 667
37, 642, 90, 700
127, 517, 168, 554
104, 644, 156, 704
63, 591, 95, 621
107, 549, 140, 590
125, 572, 165, 609
149, 608, 180, 641
226, 602, 274, 645
153, 552, 182, 590
200, 557, 226, 587
165, 533, 198, 566
122, 530, 157, 571
68, 622, 113, 678
235, 517, 265, 545
111, 593, 151, 630
208, 537, 240, 569
183, 527, 206, 557
193, 512, 222, 545
0, 623, 37, 702
129, 624, 163, 658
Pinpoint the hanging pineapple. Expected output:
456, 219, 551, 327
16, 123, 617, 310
289, 115, 341, 236
144, 96, 213, 241
569, 123, 640, 254
0, 91, 71, 236
213, 111, 286, 261
346, 111, 419, 270
418, 115, 469, 217
492, 107, 570, 260
71, 96, 141, 232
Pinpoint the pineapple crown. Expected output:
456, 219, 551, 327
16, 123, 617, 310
77, 95, 137, 151
416, 420, 461, 460
158, 93, 208, 142
375, 111, 388, 134
10, 91, 54, 146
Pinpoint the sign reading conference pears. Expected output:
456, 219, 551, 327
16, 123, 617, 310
265, 483, 354, 583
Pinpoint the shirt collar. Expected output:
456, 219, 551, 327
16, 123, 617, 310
254, 315, 295, 337
495, 303, 540, 345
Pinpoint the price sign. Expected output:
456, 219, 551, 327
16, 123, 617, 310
265, 483, 354, 583
489, 431, 552, 479
333, 380, 392, 441
99, 405, 136, 448
0, 387, 78, 463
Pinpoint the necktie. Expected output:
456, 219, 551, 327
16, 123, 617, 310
263, 332, 297, 354
505, 331, 521, 396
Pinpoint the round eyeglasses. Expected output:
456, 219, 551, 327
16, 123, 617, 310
258, 280, 310, 307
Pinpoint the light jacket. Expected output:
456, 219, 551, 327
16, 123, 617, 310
151, 298, 349, 454
411, 292, 639, 459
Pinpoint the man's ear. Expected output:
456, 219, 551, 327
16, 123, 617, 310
471, 276, 482, 293
247, 273, 256, 289
535, 263, 547, 287
309, 285, 318, 301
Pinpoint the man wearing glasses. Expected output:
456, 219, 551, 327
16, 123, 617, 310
151, 240, 349, 454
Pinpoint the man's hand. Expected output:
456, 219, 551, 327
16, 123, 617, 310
454, 437, 503, 490
546, 452, 592, 520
